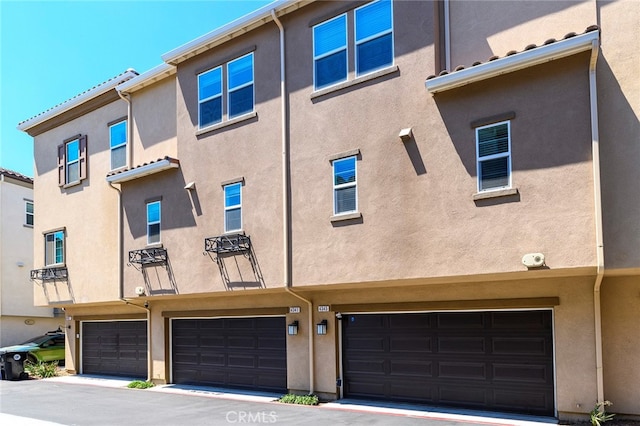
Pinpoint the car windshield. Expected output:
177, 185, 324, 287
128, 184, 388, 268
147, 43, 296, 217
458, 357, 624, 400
19, 335, 52, 346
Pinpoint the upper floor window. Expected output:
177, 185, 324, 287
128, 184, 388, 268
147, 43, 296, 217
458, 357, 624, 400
313, 0, 393, 91
476, 121, 511, 192
224, 182, 242, 233
313, 14, 348, 90
109, 120, 127, 170
333, 156, 357, 215
57, 135, 87, 187
25, 200, 34, 226
355, 0, 393, 76
45, 230, 64, 266
198, 52, 254, 129
147, 201, 161, 245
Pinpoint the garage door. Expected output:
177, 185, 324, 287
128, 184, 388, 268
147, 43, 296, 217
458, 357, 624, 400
82, 321, 147, 378
172, 317, 287, 392
342, 311, 554, 416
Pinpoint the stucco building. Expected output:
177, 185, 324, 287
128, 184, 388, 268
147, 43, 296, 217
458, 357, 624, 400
17, 0, 639, 421
0, 168, 61, 346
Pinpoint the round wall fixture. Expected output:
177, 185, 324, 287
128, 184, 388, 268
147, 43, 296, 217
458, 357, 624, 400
24, 319, 35, 325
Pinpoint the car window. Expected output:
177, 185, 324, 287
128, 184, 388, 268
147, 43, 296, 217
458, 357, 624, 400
19, 335, 49, 346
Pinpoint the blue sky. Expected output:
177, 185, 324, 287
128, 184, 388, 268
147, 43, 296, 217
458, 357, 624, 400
0, 0, 272, 178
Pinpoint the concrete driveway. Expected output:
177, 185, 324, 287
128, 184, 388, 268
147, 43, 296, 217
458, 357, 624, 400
0, 376, 558, 426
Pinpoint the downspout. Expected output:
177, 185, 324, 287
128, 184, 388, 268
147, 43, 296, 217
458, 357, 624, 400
122, 299, 152, 383
271, 9, 315, 395
589, 37, 605, 405
444, 0, 451, 71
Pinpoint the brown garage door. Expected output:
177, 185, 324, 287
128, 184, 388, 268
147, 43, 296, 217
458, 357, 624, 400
172, 317, 287, 392
82, 321, 147, 378
342, 311, 554, 416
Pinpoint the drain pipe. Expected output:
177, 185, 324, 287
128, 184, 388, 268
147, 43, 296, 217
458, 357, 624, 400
444, 0, 451, 71
122, 299, 152, 383
271, 9, 315, 395
588, 36, 605, 405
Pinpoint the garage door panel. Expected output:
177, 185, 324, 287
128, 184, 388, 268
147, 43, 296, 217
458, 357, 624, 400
343, 311, 554, 416
438, 337, 486, 353
493, 337, 548, 355
172, 317, 286, 392
439, 361, 487, 380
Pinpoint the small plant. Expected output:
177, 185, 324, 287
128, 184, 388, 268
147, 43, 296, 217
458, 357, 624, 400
590, 401, 615, 426
278, 393, 319, 405
23, 360, 59, 379
127, 380, 154, 389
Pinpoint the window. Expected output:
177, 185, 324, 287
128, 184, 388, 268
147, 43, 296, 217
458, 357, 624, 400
147, 201, 161, 245
57, 135, 87, 186
224, 182, 242, 232
355, 0, 393, 76
228, 53, 254, 119
333, 156, 357, 215
476, 121, 511, 192
313, 14, 347, 90
25, 201, 34, 226
109, 120, 127, 170
198, 52, 254, 129
313, 0, 393, 91
45, 230, 64, 266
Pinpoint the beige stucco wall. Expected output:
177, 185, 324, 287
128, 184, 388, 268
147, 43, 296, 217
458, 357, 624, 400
449, 0, 595, 69
597, 0, 640, 271
130, 77, 178, 164
0, 316, 62, 347
601, 275, 640, 416
32, 99, 127, 305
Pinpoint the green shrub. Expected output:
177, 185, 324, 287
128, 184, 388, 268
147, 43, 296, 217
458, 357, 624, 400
590, 401, 615, 426
127, 380, 154, 389
278, 393, 319, 406
23, 360, 59, 379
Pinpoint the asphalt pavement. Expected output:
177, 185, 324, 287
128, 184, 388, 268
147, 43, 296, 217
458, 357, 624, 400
0, 375, 558, 426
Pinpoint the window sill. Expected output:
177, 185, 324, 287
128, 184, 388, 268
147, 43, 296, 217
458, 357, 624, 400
473, 188, 519, 201
196, 111, 257, 136
146, 243, 164, 249
311, 65, 399, 101
62, 180, 82, 189
330, 212, 362, 223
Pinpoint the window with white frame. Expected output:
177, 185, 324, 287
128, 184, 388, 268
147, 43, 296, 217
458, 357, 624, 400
313, 14, 347, 90
333, 156, 357, 215
198, 52, 254, 129
147, 201, 161, 245
25, 200, 34, 226
313, 0, 393, 91
45, 230, 64, 266
66, 138, 80, 184
57, 135, 87, 187
224, 182, 242, 232
476, 121, 511, 192
109, 120, 127, 170
355, 0, 393, 76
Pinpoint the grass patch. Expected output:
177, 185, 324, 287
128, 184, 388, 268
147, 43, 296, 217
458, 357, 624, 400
23, 360, 59, 379
278, 393, 319, 406
127, 380, 154, 389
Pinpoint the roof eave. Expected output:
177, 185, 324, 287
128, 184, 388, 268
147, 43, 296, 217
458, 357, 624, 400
425, 30, 599, 94
161, 0, 306, 65
117, 63, 176, 94
17, 69, 139, 132
106, 158, 179, 184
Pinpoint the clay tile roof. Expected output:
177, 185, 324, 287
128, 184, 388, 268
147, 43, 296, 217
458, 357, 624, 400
0, 168, 33, 184
18, 69, 139, 127
106, 156, 179, 177
425, 26, 599, 83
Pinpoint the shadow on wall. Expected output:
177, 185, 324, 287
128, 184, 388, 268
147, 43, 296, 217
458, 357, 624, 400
204, 237, 266, 291
597, 56, 640, 269
36, 278, 75, 305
